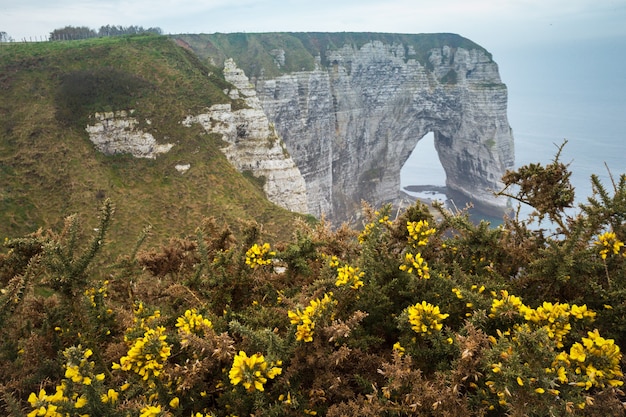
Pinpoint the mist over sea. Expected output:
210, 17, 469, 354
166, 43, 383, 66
401, 36, 626, 224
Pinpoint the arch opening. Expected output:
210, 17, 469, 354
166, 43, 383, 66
400, 132, 448, 205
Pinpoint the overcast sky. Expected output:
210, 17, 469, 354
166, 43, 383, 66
2, 0, 626, 52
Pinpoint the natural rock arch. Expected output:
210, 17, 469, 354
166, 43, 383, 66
178, 33, 515, 221
253, 41, 514, 221
400, 132, 446, 196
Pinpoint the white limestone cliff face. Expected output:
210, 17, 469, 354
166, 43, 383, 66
86, 110, 174, 159
182, 59, 308, 213
253, 41, 515, 221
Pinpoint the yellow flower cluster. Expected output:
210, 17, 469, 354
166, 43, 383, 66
485, 324, 568, 407
63, 347, 105, 386
451, 285, 485, 301
595, 231, 625, 259
378, 214, 392, 225
489, 290, 524, 319
490, 290, 597, 348
245, 243, 276, 268
139, 404, 163, 417
406, 220, 436, 246
132, 302, 162, 330
556, 329, 624, 390
521, 302, 596, 348
27, 346, 110, 417
358, 222, 375, 244
399, 252, 430, 279
100, 388, 119, 404
406, 301, 449, 335
228, 350, 282, 392
327, 255, 340, 268
358, 211, 393, 243
27, 388, 74, 417
112, 325, 171, 381
84, 280, 109, 308
176, 308, 213, 336
399, 221, 435, 279
288, 293, 336, 342
335, 264, 365, 289
392, 341, 405, 356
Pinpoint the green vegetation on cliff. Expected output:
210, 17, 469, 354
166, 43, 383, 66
0, 35, 303, 255
175, 32, 489, 79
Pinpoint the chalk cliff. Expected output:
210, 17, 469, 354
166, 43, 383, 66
182, 59, 308, 213
177, 33, 515, 221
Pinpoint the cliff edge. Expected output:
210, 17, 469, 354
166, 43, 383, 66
176, 33, 515, 222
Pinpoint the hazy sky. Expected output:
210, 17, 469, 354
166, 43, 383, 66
2, 0, 626, 52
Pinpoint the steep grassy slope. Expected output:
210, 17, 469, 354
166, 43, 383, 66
0, 35, 303, 255
174, 32, 490, 79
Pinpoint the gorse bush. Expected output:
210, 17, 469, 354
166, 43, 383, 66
1, 153, 626, 416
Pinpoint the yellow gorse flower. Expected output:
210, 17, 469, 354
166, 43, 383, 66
521, 302, 596, 348
327, 255, 340, 268
60, 346, 99, 386
245, 243, 276, 268
407, 301, 449, 334
132, 302, 162, 331
84, 280, 110, 308
100, 388, 119, 404
288, 292, 336, 342
335, 264, 365, 289
489, 290, 524, 318
176, 308, 213, 341
358, 210, 393, 243
399, 252, 430, 279
563, 330, 624, 389
228, 350, 282, 392
27, 346, 108, 417
407, 220, 436, 246
398, 219, 436, 279
594, 231, 625, 259
139, 404, 163, 417
358, 221, 376, 244
27, 389, 62, 417
392, 342, 405, 356
490, 289, 598, 350
112, 325, 171, 381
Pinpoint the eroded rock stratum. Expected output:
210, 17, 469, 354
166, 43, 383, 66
182, 33, 516, 221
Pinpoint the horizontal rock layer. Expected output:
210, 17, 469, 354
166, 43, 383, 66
250, 40, 514, 221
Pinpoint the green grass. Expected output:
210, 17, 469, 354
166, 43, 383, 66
0, 35, 304, 257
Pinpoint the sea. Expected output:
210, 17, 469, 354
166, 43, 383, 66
401, 36, 626, 226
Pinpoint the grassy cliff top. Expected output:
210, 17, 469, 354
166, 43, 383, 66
0, 35, 305, 256
174, 32, 490, 78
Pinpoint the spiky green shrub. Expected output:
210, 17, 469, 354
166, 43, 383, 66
1, 150, 626, 416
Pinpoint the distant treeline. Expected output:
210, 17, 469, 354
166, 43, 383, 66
49, 25, 163, 41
